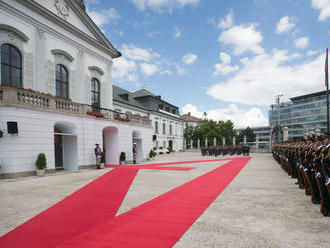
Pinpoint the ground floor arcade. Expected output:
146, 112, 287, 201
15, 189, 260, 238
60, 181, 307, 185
0, 107, 153, 178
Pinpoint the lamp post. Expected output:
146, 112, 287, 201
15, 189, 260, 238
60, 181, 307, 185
275, 94, 283, 126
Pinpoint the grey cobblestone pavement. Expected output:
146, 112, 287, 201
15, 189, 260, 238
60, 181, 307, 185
0, 152, 329, 247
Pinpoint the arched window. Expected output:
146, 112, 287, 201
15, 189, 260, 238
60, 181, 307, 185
56, 64, 68, 98
91, 78, 100, 111
1, 44, 22, 87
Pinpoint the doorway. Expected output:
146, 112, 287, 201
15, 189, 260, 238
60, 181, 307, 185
132, 131, 142, 163
169, 140, 173, 151
103, 126, 119, 165
54, 134, 63, 170
54, 122, 77, 171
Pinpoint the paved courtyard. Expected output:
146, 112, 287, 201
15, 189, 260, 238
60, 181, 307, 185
0, 152, 329, 247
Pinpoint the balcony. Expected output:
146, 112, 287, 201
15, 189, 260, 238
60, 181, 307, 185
0, 86, 152, 128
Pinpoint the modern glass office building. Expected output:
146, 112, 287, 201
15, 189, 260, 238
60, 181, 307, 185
269, 91, 329, 139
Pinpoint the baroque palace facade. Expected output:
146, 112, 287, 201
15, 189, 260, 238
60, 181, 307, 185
0, 0, 154, 178
113, 85, 184, 152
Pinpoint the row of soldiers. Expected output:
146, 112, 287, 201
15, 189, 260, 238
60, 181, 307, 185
201, 145, 250, 157
272, 135, 330, 217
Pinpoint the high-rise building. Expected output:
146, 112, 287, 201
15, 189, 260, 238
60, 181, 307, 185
269, 91, 329, 139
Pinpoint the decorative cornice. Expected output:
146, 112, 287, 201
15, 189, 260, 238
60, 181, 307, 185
51, 49, 74, 62
88, 66, 104, 76
65, 0, 121, 58
0, 24, 29, 42
55, 0, 70, 20
0, 1, 112, 65
13, 0, 120, 58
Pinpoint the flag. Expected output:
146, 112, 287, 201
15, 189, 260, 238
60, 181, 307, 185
326, 46, 328, 88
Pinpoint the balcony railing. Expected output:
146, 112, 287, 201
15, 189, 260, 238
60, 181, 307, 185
0, 86, 152, 128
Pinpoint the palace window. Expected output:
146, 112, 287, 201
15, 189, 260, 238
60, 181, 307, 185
91, 78, 100, 111
1, 44, 22, 87
163, 123, 166, 134
56, 64, 68, 98
155, 121, 158, 133
169, 124, 172, 135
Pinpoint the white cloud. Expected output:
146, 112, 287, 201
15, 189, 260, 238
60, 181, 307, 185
218, 24, 264, 55
294, 37, 309, 49
311, 0, 330, 21
214, 52, 239, 76
218, 11, 234, 29
182, 104, 268, 128
120, 44, 159, 61
214, 63, 239, 76
182, 104, 203, 118
182, 53, 197, 64
307, 50, 322, 56
130, 0, 199, 12
140, 63, 159, 76
174, 26, 182, 38
207, 49, 325, 106
113, 44, 185, 81
113, 29, 124, 36
146, 31, 162, 38
219, 52, 231, 64
113, 57, 137, 81
87, 8, 120, 27
175, 64, 186, 75
275, 16, 296, 34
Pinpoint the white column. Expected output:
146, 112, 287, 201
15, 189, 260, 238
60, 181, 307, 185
256, 136, 259, 151
213, 137, 216, 146
222, 137, 225, 146
205, 138, 208, 147
35, 27, 46, 92
197, 139, 200, 150
233, 136, 236, 146
244, 135, 247, 145
77, 50, 85, 103
283, 126, 289, 142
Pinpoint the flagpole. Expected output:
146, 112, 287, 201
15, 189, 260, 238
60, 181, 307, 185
327, 46, 329, 133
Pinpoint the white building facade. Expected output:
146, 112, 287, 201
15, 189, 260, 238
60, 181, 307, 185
0, 0, 153, 178
113, 86, 185, 152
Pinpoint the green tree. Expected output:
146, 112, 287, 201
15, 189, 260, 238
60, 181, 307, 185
198, 119, 219, 146
184, 123, 195, 141
237, 127, 256, 144
184, 119, 238, 147
218, 120, 237, 145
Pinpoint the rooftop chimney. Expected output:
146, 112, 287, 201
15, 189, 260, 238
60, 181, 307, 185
142, 84, 149, 91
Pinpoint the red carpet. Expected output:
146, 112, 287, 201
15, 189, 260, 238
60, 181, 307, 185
0, 158, 250, 248
0, 168, 138, 248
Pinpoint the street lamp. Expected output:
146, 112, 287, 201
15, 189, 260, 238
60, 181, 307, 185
275, 94, 283, 125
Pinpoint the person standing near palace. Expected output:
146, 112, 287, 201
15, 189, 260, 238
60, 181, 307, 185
94, 144, 102, 169
133, 143, 137, 164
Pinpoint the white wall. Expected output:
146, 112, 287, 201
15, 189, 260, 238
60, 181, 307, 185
113, 101, 185, 152
149, 113, 184, 151
0, 107, 154, 174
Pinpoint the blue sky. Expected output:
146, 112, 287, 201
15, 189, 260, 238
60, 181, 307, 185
85, 0, 330, 128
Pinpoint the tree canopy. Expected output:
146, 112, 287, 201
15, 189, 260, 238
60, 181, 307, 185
236, 127, 256, 144
184, 119, 237, 146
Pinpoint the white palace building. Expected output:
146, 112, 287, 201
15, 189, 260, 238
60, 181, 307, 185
0, 0, 155, 178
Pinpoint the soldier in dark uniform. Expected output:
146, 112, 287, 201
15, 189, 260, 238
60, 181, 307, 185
315, 136, 330, 216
